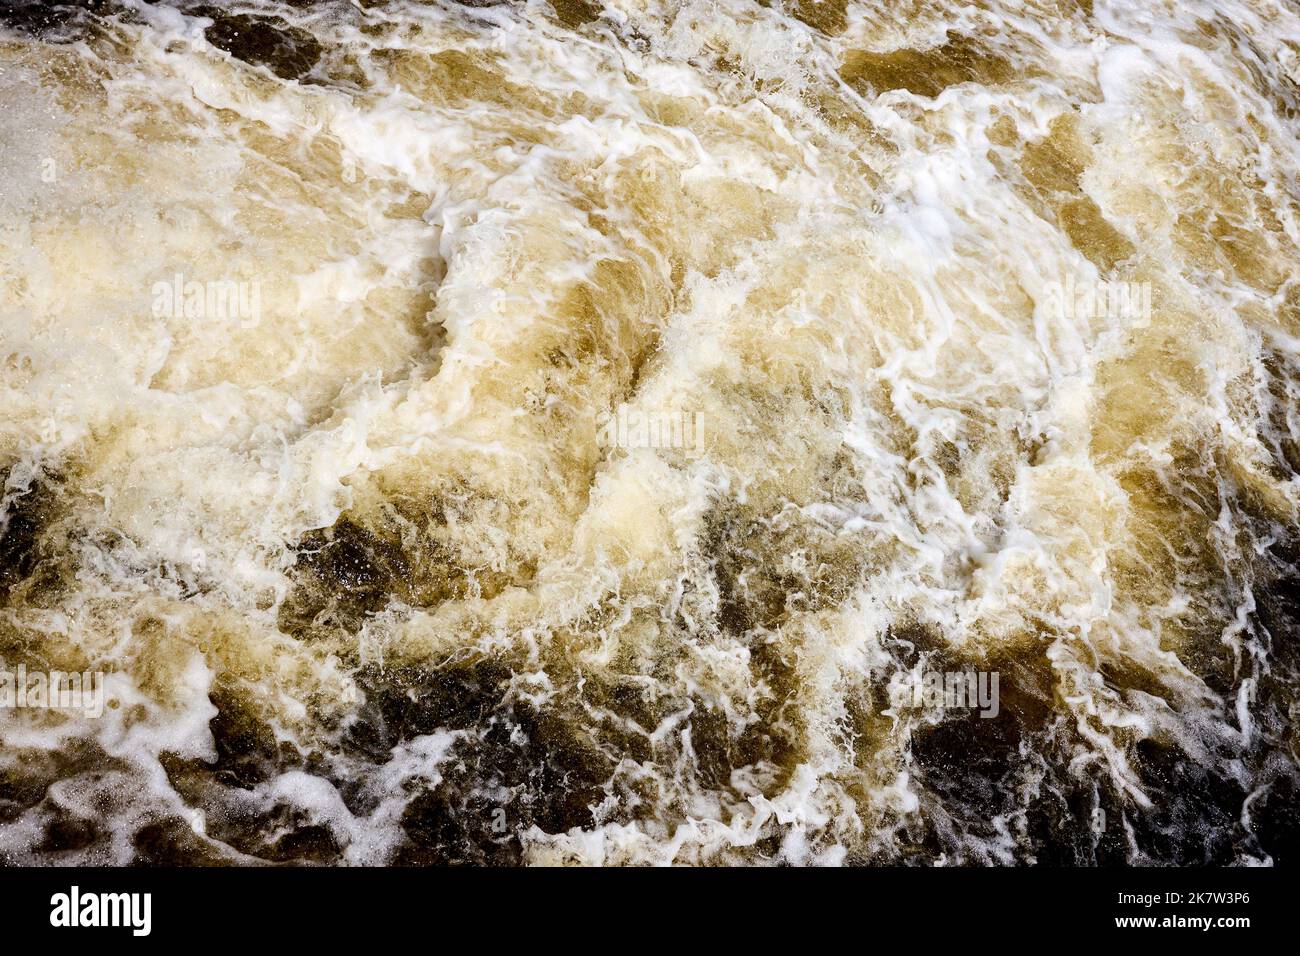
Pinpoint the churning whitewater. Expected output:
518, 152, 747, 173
0, 0, 1298, 865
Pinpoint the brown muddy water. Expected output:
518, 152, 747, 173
1, 0, 1298, 865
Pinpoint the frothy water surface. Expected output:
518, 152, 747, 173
1, 0, 1298, 865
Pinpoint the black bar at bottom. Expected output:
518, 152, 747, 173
0, 866, 1280, 941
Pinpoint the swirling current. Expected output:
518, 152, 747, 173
1, 0, 1299, 865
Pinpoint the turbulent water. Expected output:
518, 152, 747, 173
0, 0, 1298, 866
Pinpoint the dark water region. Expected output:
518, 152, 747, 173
1, 1, 320, 78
